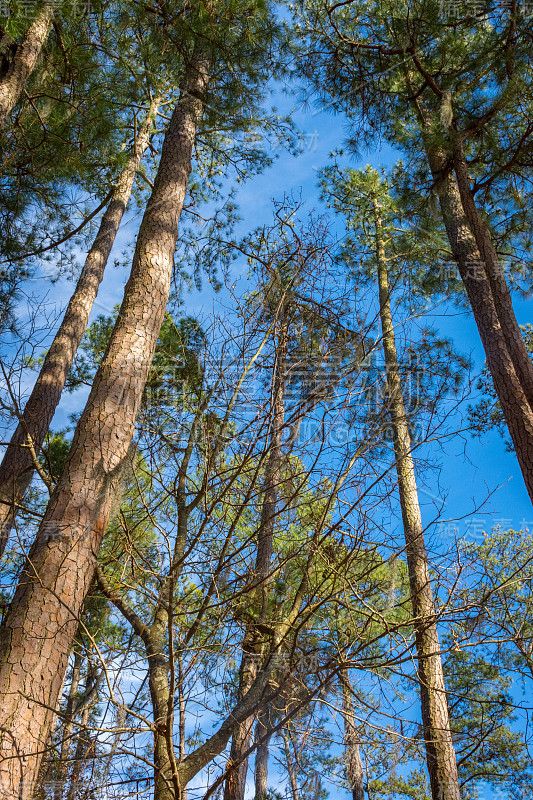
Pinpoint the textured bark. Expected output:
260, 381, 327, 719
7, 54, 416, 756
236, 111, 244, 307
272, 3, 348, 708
339, 666, 365, 800
0, 96, 159, 558
373, 201, 461, 800
451, 139, 533, 411
429, 146, 533, 503
148, 644, 176, 800
224, 319, 287, 800
0, 51, 208, 799
0, 4, 53, 129
412, 98, 533, 502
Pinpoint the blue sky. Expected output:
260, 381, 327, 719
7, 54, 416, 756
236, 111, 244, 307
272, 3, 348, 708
35, 84, 531, 540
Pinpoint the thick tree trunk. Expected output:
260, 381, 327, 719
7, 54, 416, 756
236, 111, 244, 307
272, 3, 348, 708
428, 144, 533, 502
0, 95, 159, 558
0, 51, 208, 799
373, 201, 461, 800
339, 665, 365, 800
451, 138, 533, 410
0, 4, 53, 129
411, 95, 533, 502
224, 317, 287, 800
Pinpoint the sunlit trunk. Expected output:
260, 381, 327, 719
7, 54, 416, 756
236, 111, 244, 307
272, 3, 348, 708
373, 199, 461, 800
0, 96, 159, 558
0, 50, 208, 798
0, 4, 53, 128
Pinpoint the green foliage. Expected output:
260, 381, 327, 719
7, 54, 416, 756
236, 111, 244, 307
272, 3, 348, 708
320, 163, 470, 450
444, 642, 531, 799
294, 0, 533, 294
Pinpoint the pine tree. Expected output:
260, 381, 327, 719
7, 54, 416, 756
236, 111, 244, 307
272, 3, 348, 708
322, 166, 462, 800
0, 94, 160, 557
0, 3, 54, 128
294, 0, 533, 502
0, 1, 280, 791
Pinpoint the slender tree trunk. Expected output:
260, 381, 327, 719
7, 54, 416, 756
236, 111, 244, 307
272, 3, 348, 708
282, 729, 299, 800
147, 639, 176, 800
95, 409, 211, 800
54, 650, 83, 800
177, 650, 187, 800
0, 50, 208, 799
254, 704, 272, 800
224, 634, 260, 800
0, 4, 53, 129
95, 562, 180, 800
65, 703, 91, 800
412, 96, 533, 502
0, 95, 160, 558
373, 200, 461, 800
224, 316, 287, 800
339, 664, 365, 800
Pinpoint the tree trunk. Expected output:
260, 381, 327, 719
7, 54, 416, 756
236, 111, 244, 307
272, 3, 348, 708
254, 704, 272, 800
451, 138, 533, 410
224, 636, 260, 800
0, 95, 159, 558
54, 649, 83, 800
148, 642, 176, 800
411, 95, 533, 502
95, 560, 182, 800
282, 729, 299, 800
429, 143, 533, 502
373, 200, 461, 800
65, 703, 92, 800
0, 4, 53, 129
0, 50, 208, 799
339, 664, 365, 800
224, 315, 287, 800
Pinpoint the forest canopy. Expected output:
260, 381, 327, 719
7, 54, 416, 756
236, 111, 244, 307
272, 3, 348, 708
0, 2, 532, 800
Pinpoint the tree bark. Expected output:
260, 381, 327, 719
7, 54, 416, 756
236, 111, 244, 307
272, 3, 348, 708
224, 315, 287, 800
373, 199, 461, 800
0, 50, 208, 799
339, 664, 365, 800
429, 143, 533, 503
148, 642, 176, 800
451, 137, 533, 410
412, 96, 533, 502
0, 95, 160, 558
254, 704, 272, 800
0, 4, 53, 129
